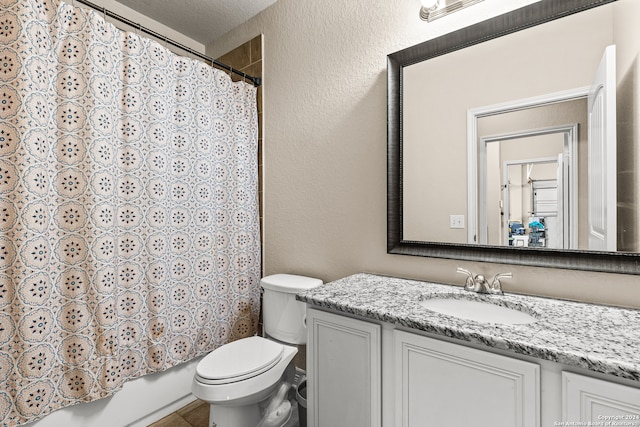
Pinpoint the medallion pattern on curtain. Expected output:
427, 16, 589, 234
0, 0, 261, 425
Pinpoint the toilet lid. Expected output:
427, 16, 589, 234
196, 336, 284, 384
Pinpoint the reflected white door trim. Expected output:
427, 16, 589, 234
478, 125, 578, 248
467, 86, 588, 245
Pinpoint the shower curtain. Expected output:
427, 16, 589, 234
0, 0, 261, 425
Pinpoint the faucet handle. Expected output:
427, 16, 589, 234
493, 272, 513, 281
489, 272, 512, 294
456, 267, 473, 277
456, 267, 476, 292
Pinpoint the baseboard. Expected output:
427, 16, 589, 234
127, 393, 198, 427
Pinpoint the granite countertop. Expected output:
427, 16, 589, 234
296, 273, 640, 383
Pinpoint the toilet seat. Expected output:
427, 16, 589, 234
195, 336, 284, 385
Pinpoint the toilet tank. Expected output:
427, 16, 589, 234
261, 274, 322, 345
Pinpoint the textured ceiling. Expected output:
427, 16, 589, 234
114, 0, 277, 45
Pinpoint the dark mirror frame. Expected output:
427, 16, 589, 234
387, 0, 640, 275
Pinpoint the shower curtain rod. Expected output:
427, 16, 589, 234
73, 0, 262, 87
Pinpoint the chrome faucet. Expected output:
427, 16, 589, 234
456, 268, 512, 295
456, 267, 484, 293
488, 272, 512, 294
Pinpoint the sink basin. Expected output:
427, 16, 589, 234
419, 297, 537, 325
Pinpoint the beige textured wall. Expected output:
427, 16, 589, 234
207, 0, 640, 309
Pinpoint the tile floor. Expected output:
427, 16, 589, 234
148, 399, 209, 427
147, 395, 302, 427
148, 356, 306, 427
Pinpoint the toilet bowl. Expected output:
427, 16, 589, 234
192, 336, 298, 426
192, 274, 322, 427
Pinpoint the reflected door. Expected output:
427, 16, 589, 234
588, 44, 617, 251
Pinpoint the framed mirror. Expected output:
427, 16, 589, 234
387, 0, 640, 274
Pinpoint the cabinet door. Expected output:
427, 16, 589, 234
394, 330, 539, 427
563, 372, 640, 423
307, 308, 381, 427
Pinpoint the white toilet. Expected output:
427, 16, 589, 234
192, 274, 322, 427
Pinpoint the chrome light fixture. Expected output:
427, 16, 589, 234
419, 0, 440, 20
420, 0, 485, 22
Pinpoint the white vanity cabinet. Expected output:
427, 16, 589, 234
394, 330, 540, 427
306, 306, 640, 427
306, 308, 382, 427
563, 372, 640, 423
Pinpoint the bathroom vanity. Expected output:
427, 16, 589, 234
297, 274, 640, 427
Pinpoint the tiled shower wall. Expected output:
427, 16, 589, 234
215, 36, 306, 371
216, 34, 264, 274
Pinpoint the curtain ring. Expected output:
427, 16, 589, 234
102, 7, 107, 22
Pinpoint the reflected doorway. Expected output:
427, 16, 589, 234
480, 126, 578, 249
502, 157, 565, 249
467, 45, 617, 251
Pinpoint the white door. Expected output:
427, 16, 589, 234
588, 45, 617, 251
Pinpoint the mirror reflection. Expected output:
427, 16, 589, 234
402, 1, 637, 253
480, 120, 579, 250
